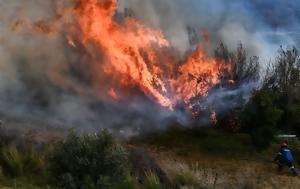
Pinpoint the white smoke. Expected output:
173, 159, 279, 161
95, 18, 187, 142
118, 0, 299, 63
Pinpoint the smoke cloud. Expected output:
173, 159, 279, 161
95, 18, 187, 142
118, 0, 300, 60
0, 0, 299, 133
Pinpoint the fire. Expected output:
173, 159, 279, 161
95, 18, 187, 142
65, 0, 233, 111
108, 88, 119, 100
171, 47, 230, 103
75, 0, 172, 107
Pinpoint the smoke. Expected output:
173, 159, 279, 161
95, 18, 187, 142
118, 0, 300, 60
0, 0, 299, 133
0, 1, 180, 137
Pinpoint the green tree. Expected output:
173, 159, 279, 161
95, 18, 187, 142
263, 47, 300, 134
241, 90, 283, 149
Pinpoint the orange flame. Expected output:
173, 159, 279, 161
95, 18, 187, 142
108, 88, 119, 100
71, 0, 232, 110
171, 47, 230, 104
75, 0, 172, 107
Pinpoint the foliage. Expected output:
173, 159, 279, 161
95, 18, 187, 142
0, 176, 54, 189
115, 176, 136, 189
264, 47, 300, 92
0, 145, 46, 177
241, 90, 283, 148
215, 42, 260, 86
143, 172, 164, 189
263, 47, 300, 134
190, 43, 260, 124
241, 90, 283, 132
210, 43, 260, 132
47, 129, 129, 189
173, 172, 197, 187
131, 125, 254, 157
240, 47, 300, 149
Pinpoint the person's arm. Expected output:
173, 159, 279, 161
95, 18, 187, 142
274, 151, 282, 161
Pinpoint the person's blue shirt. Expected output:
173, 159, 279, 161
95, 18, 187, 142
279, 147, 293, 163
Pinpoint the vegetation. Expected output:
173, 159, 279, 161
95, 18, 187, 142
0, 130, 172, 189
209, 45, 300, 149
215, 42, 260, 86
241, 90, 282, 148
0, 145, 50, 188
130, 125, 254, 158
0, 130, 130, 189
47, 129, 129, 189
0, 145, 45, 177
0, 46, 300, 188
143, 172, 163, 189
241, 47, 300, 148
115, 176, 136, 189
172, 171, 199, 188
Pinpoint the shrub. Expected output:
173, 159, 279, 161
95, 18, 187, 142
47, 129, 129, 189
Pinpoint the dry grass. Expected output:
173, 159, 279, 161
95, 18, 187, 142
153, 152, 300, 189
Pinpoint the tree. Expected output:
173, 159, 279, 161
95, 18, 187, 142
263, 47, 300, 133
212, 43, 260, 131
264, 47, 300, 93
241, 90, 283, 149
215, 42, 260, 87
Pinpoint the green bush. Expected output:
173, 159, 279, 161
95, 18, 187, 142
47, 129, 129, 189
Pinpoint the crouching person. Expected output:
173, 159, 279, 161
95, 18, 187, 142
274, 142, 298, 175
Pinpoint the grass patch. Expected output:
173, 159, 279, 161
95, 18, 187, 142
144, 172, 164, 189
0, 145, 46, 177
0, 145, 50, 188
130, 125, 255, 158
173, 172, 198, 187
115, 176, 136, 189
0, 176, 54, 189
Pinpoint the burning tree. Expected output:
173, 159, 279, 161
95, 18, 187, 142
188, 43, 260, 129
10, 0, 266, 129
69, 0, 245, 123
215, 42, 260, 87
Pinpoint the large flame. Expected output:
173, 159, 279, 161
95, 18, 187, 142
72, 0, 231, 109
